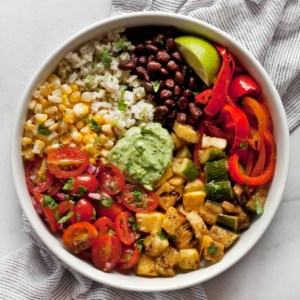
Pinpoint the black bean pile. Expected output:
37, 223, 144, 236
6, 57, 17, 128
119, 26, 206, 128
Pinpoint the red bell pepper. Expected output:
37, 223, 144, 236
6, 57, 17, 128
248, 127, 262, 151
219, 104, 250, 149
251, 136, 266, 177
228, 74, 260, 100
194, 89, 212, 105
204, 46, 235, 117
228, 130, 276, 186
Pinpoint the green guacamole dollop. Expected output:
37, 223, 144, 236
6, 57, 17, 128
108, 123, 174, 190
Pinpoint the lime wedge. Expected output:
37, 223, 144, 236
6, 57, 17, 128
175, 36, 221, 87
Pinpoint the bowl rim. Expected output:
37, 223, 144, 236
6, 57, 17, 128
11, 11, 290, 292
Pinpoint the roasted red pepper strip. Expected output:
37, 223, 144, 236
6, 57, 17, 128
219, 104, 250, 149
228, 130, 276, 186
245, 148, 255, 175
248, 127, 262, 151
194, 89, 212, 105
204, 46, 235, 117
228, 74, 260, 100
251, 136, 266, 177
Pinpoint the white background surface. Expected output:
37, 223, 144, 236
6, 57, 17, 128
1, 1, 300, 299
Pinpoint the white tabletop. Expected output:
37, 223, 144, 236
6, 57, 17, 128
1, 1, 299, 299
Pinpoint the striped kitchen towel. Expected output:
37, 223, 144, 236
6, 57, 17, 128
1, 0, 300, 299
112, 0, 300, 131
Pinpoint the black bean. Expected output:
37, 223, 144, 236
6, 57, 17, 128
136, 66, 147, 78
188, 77, 197, 89
174, 71, 185, 84
142, 82, 154, 93
183, 89, 194, 99
164, 98, 176, 107
167, 109, 177, 119
171, 51, 183, 62
154, 105, 169, 117
147, 61, 162, 72
160, 68, 169, 76
134, 44, 145, 52
174, 85, 183, 96
145, 44, 159, 53
166, 38, 176, 51
187, 115, 199, 125
153, 34, 166, 45
177, 96, 188, 110
176, 112, 187, 123
166, 60, 179, 72
165, 78, 175, 89
188, 103, 203, 119
159, 89, 173, 99
156, 50, 171, 63
118, 60, 136, 71
138, 56, 148, 66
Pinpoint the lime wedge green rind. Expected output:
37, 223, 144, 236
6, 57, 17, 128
175, 36, 221, 87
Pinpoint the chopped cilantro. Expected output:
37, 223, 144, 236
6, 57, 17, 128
101, 49, 111, 67
157, 39, 164, 46
89, 118, 101, 134
136, 238, 145, 252
42, 195, 58, 210
76, 213, 81, 222
85, 75, 94, 90
54, 211, 60, 221
101, 198, 115, 208
38, 125, 51, 136
81, 115, 88, 122
118, 88, 127, 113
58, 212, 74, 224
255, 196, 264, 216
157, 231, 168, 240
115, 38, 126, 52
63, 177, 75, 191
240, 142, 249, 150
78, 186, 89, 195
208, 245, 218, 255
152, 81, 160, 93
132, 188, 143, 207
128, 216, 137, 232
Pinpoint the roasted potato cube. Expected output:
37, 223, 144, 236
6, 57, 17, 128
175, 222, 197, 249
162, 207, 186, 236
183, 191, 206, 212
179, 249, 200, 270
155, 246, 180, 277
170, 132, 187, 150
198, 200, 223, 226
186, 211, 208, 239
184, 178, 204, 193
136, 254, 159, 276
176, 203, 187, 216
209, 225, 240, 249
169, 175, 186, 186
200, 235, 224, 263
156, 168, 174, 188
144, 232, 170, 258
136, 212, 164, 233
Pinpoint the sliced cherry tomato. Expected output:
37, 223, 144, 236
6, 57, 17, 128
114, 211, 136, 245
58, 201, 76, 224
117, 244, 141, 270
74, 198, 96, 223
46, 177, 63, 196
97, 164, 125, 196
63, 222, 98, 253
194, 89, 212, 105
92, 234, 122, 272
47, 147, 89, 178
119, 184, 159, 213
34, 194, 61, 232
25, 156, 54, 194
69, 174, 98, 194
94, 217, 115, 237
96, 196, 126, 221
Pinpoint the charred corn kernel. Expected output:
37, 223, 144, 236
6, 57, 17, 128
45, 106, 58, 115
93, 114, 104, 124
40, 85, 52, 97
89, 157, 96, 164
63, 110, 75, 124
35, 114, 48, 123
71, 84, 79, 92
80, 124, 91, 134
24, 130, 34, 139
40, 98, 49, 108
44, 119, 55, 128
84, 144, 96, 155
81, 92, 93, 102
100, 149, 109, 159
72, 131, 83, 143
32, 140, 45, 154
61, 84, 72, 96
73, 103, 89, 118
48, 95, 62, 103
47, 132, 59, 142
22, 148, 35, 160
22, 137, 32, 147
58, 104, 66, 112
69, 91, 81, 104
101, 124, 113, 135
44, 145, 53, 154
75, 120, 84, 130
59, 122, 68, 135
49, 122, 59, 132
59, 133, 72, 145
29, 100, 37, 110
34, 103, 43, 114
82, 135, 95, 145
69, 124, 78, 132
103, 140, 114, 149
24, 123, 37, 131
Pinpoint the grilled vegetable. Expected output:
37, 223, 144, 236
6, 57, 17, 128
217, 214, 239, 231
170, 132, 187, 150
201, 135, 227, 150
184, 178, 204, 193
198, 148, 225, 164
172, 158, 199, 181
200, 235, 225, 263
209, 225, 240, 248
245, 189, 266, 215
186, 211, 208, 238
168, 176, 186, 186
183, 191, 206, 211
162, 207, 186, 236
173, 121, 200, 143
179, 249, 200, 270
176, 145, 192, 159
136, 212, 164, 233
136, 254, 159, 276
144, 231, 170, 258
175, 222, 197, 249
155, 246, 180, 277
198, 200, 223, 226
205, 180, 234, 202
155, 168, 174, 188
204, 159, 228, 182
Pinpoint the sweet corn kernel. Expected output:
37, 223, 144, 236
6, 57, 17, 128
69, 91, 81, 104
84, 144, 96, 155
40, 85, 52, 98
93, 114, 104, 124
72, 131, 83, 143
44, 119, 55, 128
34, 103, 43, 114
101, 124, 113, 135
24, 130, 34, 139
22, 137, 32, 147
24, 123, 37, 131
103, 114, 112, 124
80, 124, 91, 134
44, 145, 53, 154
59, 133, 72, 145
100, 149, 109, 159
47, 74, 60, 84
22, 148, 35, 160
48, 95, 62, 103
45, 106, 58, 115
47, 132, 59, 142
35, 114, 48, 123
49, 122, 59, 132
58, 104, 66, 112
33, 90, 41, 99
40, 98, 49, 108
32, 140, 45, 154
59, 122, 68, 135
97, 134, 108, 145
29, 100, 37, 110
82, 135, 95, 145
63, 109, 75, 124
71, 84, 79, 92
81, 92, 93, 103
61, 94, 70, 106
61, 84, 72, 96
75, 120, 84, 130
73, 103, 89, 118
104, 140, 114, 149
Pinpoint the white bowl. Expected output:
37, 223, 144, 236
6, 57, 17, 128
11, 12, 289, 292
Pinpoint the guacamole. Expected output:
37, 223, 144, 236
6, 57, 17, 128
108, 123, 174, 190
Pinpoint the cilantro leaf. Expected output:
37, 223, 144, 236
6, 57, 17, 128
115, 38, 126, 52
63, 177, 75, 191
85, 75, 94, 90
92, 62, 97, 69
58, 212, 74, 224
42, 195, 58, 210
76, 213, 81, 222
78, 186, 89, 195
101, 198, 115, 208
118, 88, 127, 113
136, 238, 145, 252
54, 211, 60, 221
101, 49, 111, 67
152, 81, 160, 93
132, 188, 144, 207
38, 125, 51, 136
157, 231, 168, 240
89, 118, 101, 134
208, 245, 218, 255
255, 196, 264, 216
128, 216, 138, 232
